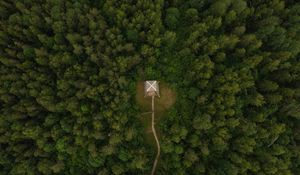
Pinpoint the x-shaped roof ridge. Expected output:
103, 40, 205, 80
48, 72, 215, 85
146, 81, 157, 91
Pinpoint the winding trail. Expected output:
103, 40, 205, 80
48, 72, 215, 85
151, 96, 160, 175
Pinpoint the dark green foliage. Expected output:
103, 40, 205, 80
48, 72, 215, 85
126, 29, 139, 42
0, 0, 162, 174
158, 0, 300, 174
165, 7, 180, 29
0, 0, 300, 174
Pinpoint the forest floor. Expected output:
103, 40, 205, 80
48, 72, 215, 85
136, 81, 176, 146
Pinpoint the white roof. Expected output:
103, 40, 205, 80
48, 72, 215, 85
145, 81, 158, 92
144, 81, 160, 97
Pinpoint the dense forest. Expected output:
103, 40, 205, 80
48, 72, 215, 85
0, 0, 300, 174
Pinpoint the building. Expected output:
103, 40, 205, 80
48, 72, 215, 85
144, 81, 160, 97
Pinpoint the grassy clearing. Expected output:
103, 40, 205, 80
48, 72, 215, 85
136, 81, 176, 146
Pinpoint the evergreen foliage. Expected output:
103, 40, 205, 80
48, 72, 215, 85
0, 0, 299, 174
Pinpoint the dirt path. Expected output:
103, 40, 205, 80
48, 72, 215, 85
151, 96, 160, 175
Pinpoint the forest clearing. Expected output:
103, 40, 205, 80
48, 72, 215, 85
136, 81, 176, 155
136, 81, 176, 174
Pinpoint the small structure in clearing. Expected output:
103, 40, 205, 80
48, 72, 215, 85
144, 80, 161, 175
144, 81, 160, 97
136, 80, 176, 174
